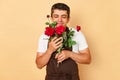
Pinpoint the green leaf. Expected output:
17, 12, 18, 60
52, 21, 57, 26
45, 22, 49, 25
50, 21, 57, 28
71, 41, 76, 45
47, 21, 57, 28
68, 41, 72, 47
64, 43, 67, 47
49, 23, 53, 27
62, 32, 67, 40
68, 31, 74, 37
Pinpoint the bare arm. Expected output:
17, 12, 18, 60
35, 37, 63, 69
70, 48, 91, 64
36, 50, 52, 69
56, 48, 91, 64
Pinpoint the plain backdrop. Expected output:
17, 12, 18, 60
0, 0, 120, 80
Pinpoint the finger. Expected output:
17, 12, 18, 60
56, 43, 62, 49
54, 37, 63, 43
57, 57, 64, 63
51, 37, 57, 42
55, 53, 59, 59
55, 40, 63, 46
58, 56, 64, 61
57, 53, 64, 63
57, 54, 64, 61
57, 53, 63, 59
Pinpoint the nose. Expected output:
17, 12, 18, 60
58, 17, 62, 22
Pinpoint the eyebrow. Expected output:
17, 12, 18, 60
61, 15, 67, 17
53, 14, 68, 17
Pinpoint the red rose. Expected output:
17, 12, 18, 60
45, 27, 54, 36
55, 25, 65, 35
76, 25, 81, 32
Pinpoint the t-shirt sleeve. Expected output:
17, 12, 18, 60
77, 31, 88, 51
37, 34, 49, 53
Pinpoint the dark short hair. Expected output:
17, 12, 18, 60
51, 3, 70, 18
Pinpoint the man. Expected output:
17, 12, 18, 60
36, 3, 91, 80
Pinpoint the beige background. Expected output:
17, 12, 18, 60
0, 0, 120, 80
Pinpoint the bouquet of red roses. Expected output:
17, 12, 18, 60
44, 15, 81, 54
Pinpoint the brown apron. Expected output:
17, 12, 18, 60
45, 49, 80, 80
45, 27, 80, 80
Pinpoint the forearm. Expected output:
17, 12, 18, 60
36, 49, 53, 69
69, 51, 91, 64
36, 37, 63, 69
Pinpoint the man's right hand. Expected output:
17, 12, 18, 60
48, 37, 63, 53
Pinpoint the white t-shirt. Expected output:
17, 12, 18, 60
37, 28, 88, 53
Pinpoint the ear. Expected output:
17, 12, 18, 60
67, 17, 70, 23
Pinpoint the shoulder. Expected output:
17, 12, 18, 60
39, 34, 50, 40
37, 34, 49, 53
68, 27, 87, 43
68, 27, 84, 36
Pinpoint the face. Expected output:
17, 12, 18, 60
51, 9, 70, 27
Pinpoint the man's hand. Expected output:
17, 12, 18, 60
48, 37, 63, 53
55, 48, 91, 64
55, 50, 71, 63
